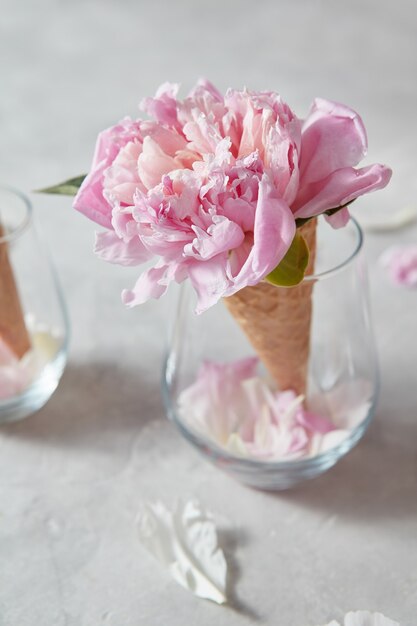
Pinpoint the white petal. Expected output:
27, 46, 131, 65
137, 500, 228, 604
344, 611, 399, 626
317, 612, 400, 626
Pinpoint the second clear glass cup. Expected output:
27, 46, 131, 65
0, 186, 69, 423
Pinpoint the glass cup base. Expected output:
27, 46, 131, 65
163, 365, 375, 490
0, 349, 67, 424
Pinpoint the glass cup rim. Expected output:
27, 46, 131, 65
300, 216, 363, 283
0, 185, 33, 244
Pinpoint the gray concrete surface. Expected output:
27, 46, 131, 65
0, 1, 416, 624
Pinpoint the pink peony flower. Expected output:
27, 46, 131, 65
379, 244, 417, 287
74, 80, 391, 311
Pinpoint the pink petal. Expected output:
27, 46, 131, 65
73, 118, 142, 228
379, 245, 417, 287
222, 198, 255, 232
188, 256, 230, 313
0, 337, 33, 399
293, 164, 392, 220
228, 236, 253, 277
122, 264, 169, 307
140, 82, 180, 128
0, 337, 18, 365
272, 389, 298, 415
227, 175, 296, 291
0, 370, 23, 399
287, 426, 310, 453
188, 78, 224, 102
73, 168, 113, 229
182, 115, 223, 155
324, 206, 351, 228
94, 231, 152, 266
137, 136, 180, 190
184, 217, 245, 261
238, 107, 264, 158
297, 410, 335, 434
143, 124, 188, 156
264, 133, 300, 204
111, 205, 141, 240
103, 140, 144, 205
300, 98, 368, 185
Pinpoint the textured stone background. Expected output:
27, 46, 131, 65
0, 1, 416, 624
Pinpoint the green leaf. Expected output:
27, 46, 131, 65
35, 174, 87, 196
265, 232, 310, 287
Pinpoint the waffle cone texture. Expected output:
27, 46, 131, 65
224, 219, 317, 396
0, 223, 31, 358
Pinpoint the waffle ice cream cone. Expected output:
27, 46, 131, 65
0, 223, 31, 359
224, 219, 317, 396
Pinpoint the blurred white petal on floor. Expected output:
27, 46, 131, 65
137, 500, 227, 604
318, 610, 400, 626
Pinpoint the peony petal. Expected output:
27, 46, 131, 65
293, 164, 392, 220
188, 78, 224, 102
324, 206, 351, 228
73, 168, 113, 228
183, 115, 223, 155
265, 132, 300, 204
137, 136, 180, 190
137, 500, 228, 605
74, 118, 142, 227
94, 231, 152, 266
142, 123, 188, 156
222, 197, 256, 231
379, 244, 417, 287
0, 327, 60, 400
178, 358, 258, 444
140, 82, 180, 128
184, 217, 245, 261
122, 264, 169, 307
344, 610, 399, 626
297, 409, 335, 434
227, 175, 296, 291
300, 98, 368, 185
238, 106, 264, 158
103, 140, 144, 205
0, 336, 18, 366
178, 358, 352, 461
188, 256, 230, 313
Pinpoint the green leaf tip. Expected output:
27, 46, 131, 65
265, 232, 310, 287
35, 174, 87, 196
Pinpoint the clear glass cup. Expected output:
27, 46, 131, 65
0, 186, 69, 423
162, 216, 378, 490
